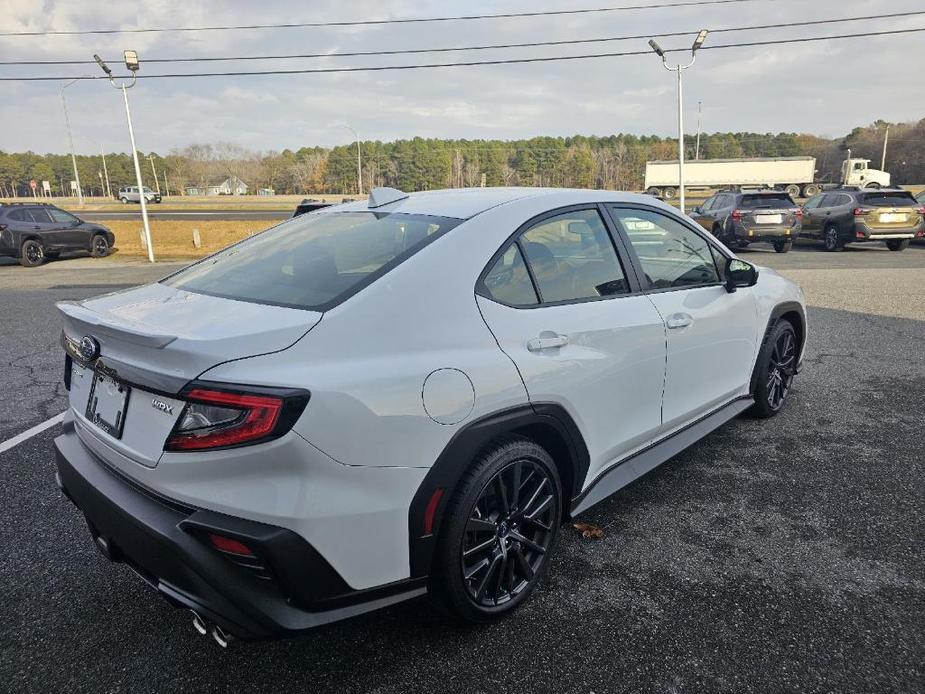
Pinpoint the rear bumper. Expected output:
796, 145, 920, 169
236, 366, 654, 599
54, 421, 426, 640
732, 223, 797, 243
855, 219, 924, 239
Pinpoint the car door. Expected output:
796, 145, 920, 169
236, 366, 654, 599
800, 194, 824, 237
606, 204, 760, 431
692, 195, 716, 230
475, 206, 667, 485
45, 207, 86, 248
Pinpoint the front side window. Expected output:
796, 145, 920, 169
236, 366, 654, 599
518, 209, 628, 303
47, 208, 79, 224
610, 207, 720, 290
165, 211, 460, 310
802, 195, 823, 210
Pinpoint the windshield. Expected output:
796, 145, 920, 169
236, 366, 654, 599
861, 192, 917, 207
739, 194, 795, 209
164, 211, 461, 310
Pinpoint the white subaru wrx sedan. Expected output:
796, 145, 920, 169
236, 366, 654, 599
54, 187, 806, 644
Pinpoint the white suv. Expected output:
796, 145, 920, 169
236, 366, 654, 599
54, 187, 806, 644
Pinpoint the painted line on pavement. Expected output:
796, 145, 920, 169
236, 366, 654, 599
0, 412, 66, 455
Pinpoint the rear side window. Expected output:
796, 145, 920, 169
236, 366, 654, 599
739, 195, 795, 209
610, 207, 720, 290
861, 192, 917, 207
519, 209, 628, 303
483, 244, 539, 306
164, 211, 460, 310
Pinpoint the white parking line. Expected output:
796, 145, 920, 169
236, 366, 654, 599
0, 412, 66, 455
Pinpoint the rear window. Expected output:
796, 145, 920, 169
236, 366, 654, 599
860, 192, 917, 207
739, 194, 795, 209
164, 211, 461, 310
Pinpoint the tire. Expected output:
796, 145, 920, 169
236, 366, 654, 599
645, 187, 661, 197
119, 197, 128, 204
886, 239, 910, 252
773, 240, 792, 253
19, 239, 45, 267
90, 234, 110, 258
784, 184, 801, 198
662, 187, 677, 200
430, 436, 562, 623
749, 319, 798, 418
803, 184, 821, 197
823, 224, 843, 252
864, 182, 881, 189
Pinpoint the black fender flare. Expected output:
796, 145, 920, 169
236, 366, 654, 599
749, 301, 806, 395
407, 402, 589, 578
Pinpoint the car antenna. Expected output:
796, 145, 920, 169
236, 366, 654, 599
368, 187, 409, 208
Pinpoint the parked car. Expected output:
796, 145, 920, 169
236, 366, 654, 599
292, 198, 333, 217
117, 186, 161, 204
0, 202, 115, 267
799, 188, 925, 251
691, 190, 802, 253
915, 189, 925, 205
54, 187, 806, 644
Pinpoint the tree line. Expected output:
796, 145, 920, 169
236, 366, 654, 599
1, 119, 921, 198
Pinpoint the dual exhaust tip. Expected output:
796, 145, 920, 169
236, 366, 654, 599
191, 610, 232, 648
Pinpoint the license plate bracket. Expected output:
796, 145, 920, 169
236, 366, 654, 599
86, 371, 131, 439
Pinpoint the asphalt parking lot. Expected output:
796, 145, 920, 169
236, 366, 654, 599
1, 242, 923, 693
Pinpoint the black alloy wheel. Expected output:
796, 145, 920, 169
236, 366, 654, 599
823, 225, 843, 252
431, 437, 562, 622
750, 320, 797, 418
461, 458, 557, 608
19, 239, 45, 267
91, 234, 110, 258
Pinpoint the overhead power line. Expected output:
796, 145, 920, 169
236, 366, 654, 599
1, 27, 922, 81
0, 0, 763, 36
3, 11, 921, 66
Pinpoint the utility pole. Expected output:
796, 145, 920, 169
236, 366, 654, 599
99, 143, 112, 198
881, 125, 889, 171
147, 154, 161, 194
648, 30, 709, 214
95, 51, 154, 263
60, 79, 84, 206
695, 101, 703, 160
335, 123, 363, 196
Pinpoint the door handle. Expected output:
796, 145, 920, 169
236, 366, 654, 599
666, 313, 693, 330
527, 333, 569, 351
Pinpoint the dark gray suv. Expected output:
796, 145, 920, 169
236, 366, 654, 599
0, 203, 115, 267
691, 191, 802, 253
799, 188, 924, 251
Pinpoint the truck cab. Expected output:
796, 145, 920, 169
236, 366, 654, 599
841, 159, 890, 189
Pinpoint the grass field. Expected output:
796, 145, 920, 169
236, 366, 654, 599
0, 194, 359, 212
108, 220, 270, 258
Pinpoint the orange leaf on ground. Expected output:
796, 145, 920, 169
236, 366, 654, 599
573, 522, 604, 539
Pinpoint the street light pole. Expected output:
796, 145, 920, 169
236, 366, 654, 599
695, 100, 703, 160
95, 51, 154, 263
100, 143, 112, 198
60, 79, 84, 206
336, 123, 363, 196
648, 30, 709, 214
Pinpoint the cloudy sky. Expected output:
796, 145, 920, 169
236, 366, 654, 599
0, 0, 922, 155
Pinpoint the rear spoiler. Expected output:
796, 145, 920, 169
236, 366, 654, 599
56, 301, 177, 349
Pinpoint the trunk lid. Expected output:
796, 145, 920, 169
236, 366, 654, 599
58, 282, 321, 469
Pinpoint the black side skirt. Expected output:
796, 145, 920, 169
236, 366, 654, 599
571, 396, 754, 515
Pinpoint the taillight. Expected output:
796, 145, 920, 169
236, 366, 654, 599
794, 208, 804, 219
917, 206, 925, 215
165, 385, 309, 451
731, 209, 743, 220
853, 207, 872, 216
0, 224, 7, 231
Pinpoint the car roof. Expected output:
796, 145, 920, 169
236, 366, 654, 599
332, 187, 673, 220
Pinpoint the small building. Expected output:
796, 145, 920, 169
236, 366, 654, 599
184, 176, 249, 197
257, 188, 275, 196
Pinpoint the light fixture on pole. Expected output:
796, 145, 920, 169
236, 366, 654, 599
60, 78, 85, 206
95, 51, 154, 262
648, 29, 709, 214
335, 123, 363, 196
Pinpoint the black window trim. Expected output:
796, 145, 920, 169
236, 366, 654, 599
602, 202, 729, 296
475, 203, 645, 310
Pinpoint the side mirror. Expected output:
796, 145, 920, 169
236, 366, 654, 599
724, 258, 758, 293
691, 206, 702, 214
